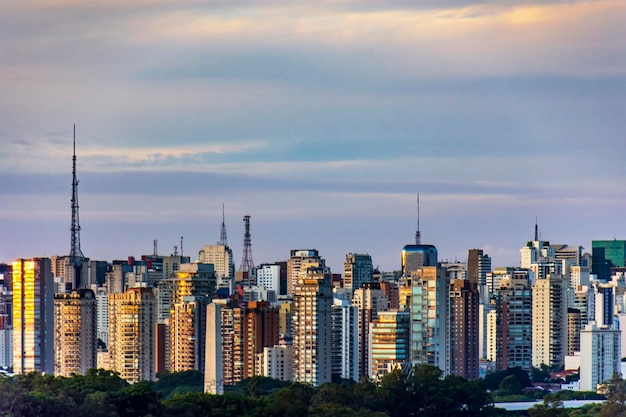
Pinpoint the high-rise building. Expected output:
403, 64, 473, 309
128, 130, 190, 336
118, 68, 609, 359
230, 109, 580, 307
12, 258, 54, 374
108, 287, 156, 383
402, 245, 437, 277
343, 253, 373, 293
293, 266, 332, 386
449, 279, 479, 379
467, 249, 491, 287
532, 273, 567, 368
410, 265, 447, 372
352, 282, 388, 378
256, 263, 281, 294
259, 342, 293, 382
331, 298, 359, 382
369, 310, 410, 380
592, 240, 626, 281
493, 271, 533, 372
170, 296, 208, 372
54, 288, 97, 376
286, 249, 325, 296
156, 263, 216, 323
567, 308, 582, 355
93, 286, 109, 346
579, 322, 621, 391
198, 245, 234, 293
243, 301, 280, 379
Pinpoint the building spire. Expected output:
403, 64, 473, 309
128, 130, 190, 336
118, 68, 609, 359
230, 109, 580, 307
218, 203, 228, 246
415, 193, 421, 245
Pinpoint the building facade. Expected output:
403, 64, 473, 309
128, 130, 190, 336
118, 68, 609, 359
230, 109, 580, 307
12, 258, 54, 374
108, 287, 156, 383
53, 288, 97, 376
293, 267, 332, 386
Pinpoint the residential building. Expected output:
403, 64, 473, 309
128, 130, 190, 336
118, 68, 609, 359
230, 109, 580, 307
53, 288, 97, 376
12, 258, 54, 374
352, 282, 388, 378
343, 253, 373, 293
532, 273, 567, 368
293, 266, 332, 386
108, 287, 156, 383
369, 310, 410, 380
331, 298, 359, 382
449, 278, 479, 379
579, 322, 621, 391
410, 265, 448, 372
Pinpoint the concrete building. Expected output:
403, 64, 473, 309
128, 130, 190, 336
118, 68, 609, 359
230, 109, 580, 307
449, 279, 479, 379
205, 303, 224, 394
93, 285, 109, 345
494, 271, 533, 372
467, 249, 491, 287
53, 288, 97, 376
12, 258, 54, 374
156, 263, 216, 323
108, 287, 156, 383
286, 249, 325, 296
170, 296, 207, 372
256, 263, 281, 295
198, 245, 234, 294
293, 266, 332, 386
352, 282, 388, 378
259, 343, 293, 382
343, 253, 373, 293
369, 310, 410, 380
579, 322, 621, 392
532, 273, 567, 368
331, 298, 359, 382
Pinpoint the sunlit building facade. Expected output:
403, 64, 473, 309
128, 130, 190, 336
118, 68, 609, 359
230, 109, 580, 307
108, 287, 156, 383
12, 258, 54, 374
293, 266, 332, 386
54, 288, 97, 376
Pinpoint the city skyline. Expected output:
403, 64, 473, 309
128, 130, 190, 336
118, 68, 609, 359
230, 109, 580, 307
1, 1, 624, 272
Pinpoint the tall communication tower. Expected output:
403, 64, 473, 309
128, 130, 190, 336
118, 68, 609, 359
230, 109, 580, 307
69, 124, 85, 287
218, 204, 228, 246
415, 193, 421, 245
239, 215, 254, 272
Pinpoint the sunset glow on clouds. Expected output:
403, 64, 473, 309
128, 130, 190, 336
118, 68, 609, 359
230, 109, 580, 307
1, 0, 624, 270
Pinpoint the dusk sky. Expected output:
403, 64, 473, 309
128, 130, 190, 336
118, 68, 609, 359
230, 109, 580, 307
1, 1, 624, 272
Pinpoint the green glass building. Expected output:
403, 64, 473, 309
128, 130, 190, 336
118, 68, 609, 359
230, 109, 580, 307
592, 240, 626, 281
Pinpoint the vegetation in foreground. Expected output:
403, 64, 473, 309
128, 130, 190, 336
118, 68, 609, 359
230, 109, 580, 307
0, 366, 624, 417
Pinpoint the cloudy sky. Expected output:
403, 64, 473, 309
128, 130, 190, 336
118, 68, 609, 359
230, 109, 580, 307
1, 0, 624, 272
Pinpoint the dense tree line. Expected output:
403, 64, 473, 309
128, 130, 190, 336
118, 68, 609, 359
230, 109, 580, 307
0, 366, 621, 417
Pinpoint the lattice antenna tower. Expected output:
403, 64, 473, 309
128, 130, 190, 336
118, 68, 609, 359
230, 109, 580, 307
415, 193, 421, 245
239, 215, 254, 272
70, 125, 84, 264
218, 203, 228, 246
70, 125, 85, 287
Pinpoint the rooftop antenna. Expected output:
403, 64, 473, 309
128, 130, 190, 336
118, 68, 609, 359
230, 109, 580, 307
415, 193, 421, 245
153, 239, 158, 256
173, 245, 178, 257
534, 217, 539, 241
218, 203, 228, 246
180, 236, 184, 257
70, 124, 85, 288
